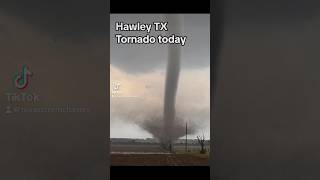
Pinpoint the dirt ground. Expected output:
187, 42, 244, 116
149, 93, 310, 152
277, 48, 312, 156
111, 153, 209, 166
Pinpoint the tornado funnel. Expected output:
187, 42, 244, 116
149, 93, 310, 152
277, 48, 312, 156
162, 14, 183, 152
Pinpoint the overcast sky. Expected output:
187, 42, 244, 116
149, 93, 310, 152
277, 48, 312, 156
110, 14, 210, 139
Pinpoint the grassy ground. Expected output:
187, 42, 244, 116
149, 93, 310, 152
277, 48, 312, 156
111, 153, 209, 166
111, 143, 210, 166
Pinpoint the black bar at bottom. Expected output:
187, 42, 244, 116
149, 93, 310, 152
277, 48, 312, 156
111, 166, 210, 179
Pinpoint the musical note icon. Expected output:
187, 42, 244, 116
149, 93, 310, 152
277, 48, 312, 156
13, 65, 33, 90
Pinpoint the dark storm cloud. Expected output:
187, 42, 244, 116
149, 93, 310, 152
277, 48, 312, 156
219, 0, 320, 24
0, 2, 108, 178
213, 1, 320, 179
0, 0, 107, 39
213, 0, 320, 88
110, 14, 209, 73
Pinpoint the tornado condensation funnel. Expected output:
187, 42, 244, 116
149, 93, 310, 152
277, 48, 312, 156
162, 14, 184, 152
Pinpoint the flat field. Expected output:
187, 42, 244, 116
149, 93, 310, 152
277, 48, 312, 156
111, 144, 209, 166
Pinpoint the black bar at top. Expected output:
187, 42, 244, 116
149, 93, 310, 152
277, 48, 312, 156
111, 0, 210, 13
